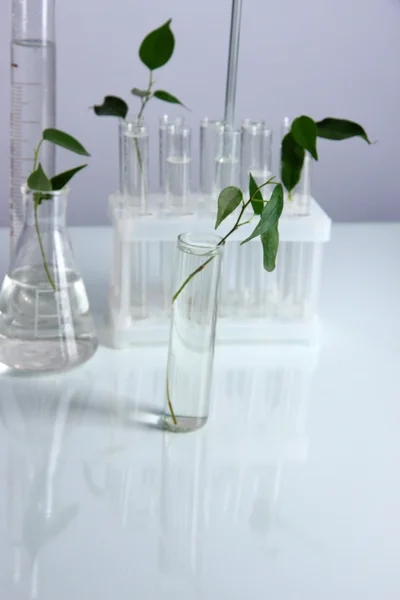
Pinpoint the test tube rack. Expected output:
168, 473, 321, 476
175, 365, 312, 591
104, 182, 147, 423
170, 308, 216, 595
107, 192, 331, 348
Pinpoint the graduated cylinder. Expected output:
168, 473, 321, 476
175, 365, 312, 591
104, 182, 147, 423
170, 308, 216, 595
10, 0, 56, 249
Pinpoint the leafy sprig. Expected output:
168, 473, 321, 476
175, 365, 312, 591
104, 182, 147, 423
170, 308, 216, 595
167, 116, 372, 426
93, 19, 185, 123
281, 116, 371, 194
27, 128, 90, 290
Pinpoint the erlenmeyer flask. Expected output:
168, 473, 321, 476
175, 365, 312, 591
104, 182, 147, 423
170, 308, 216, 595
0, 186, 98, 372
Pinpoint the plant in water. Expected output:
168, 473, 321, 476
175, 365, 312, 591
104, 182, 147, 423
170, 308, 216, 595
167, 116, 372, 427
92, 19, 185, 180
26, 128, 90, 291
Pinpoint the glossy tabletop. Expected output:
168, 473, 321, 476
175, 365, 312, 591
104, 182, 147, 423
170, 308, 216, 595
0, 223, 399, 600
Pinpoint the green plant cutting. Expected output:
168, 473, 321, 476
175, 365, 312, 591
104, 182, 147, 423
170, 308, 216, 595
92, 18, 185, 177
167, 115, 372, 426
26, 128, 90, 291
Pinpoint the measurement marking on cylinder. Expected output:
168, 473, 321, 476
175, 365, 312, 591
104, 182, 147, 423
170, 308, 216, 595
13, 82, 42, 87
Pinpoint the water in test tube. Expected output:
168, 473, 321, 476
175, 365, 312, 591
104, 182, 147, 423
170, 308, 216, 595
10, 0, 56, 251
159, 115, 185, 192
119, 119, 149, 212
213, 125, 241, 196
241, 120, 273, 191
165, 124, 192, 214
199, 118, 224, 195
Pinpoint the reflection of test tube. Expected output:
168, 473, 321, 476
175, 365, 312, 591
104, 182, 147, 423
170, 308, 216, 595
159, 115, 185, 192
213, 126, 241, 196
119, 119, 149, 212
165, 124, 192, 214
10, 0, 57, 250
160, 434, 206, 581
199, 118, 224, 195
241, 121, 273, 191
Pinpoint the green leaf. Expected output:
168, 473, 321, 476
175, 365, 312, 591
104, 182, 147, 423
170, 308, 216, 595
139, 19, 175, 70
316, 118, 371, 144
131, 88, 150, 98
51, 164, 88, 190
43, 129, 90, 157
27, 163, 52, 192
215, 187, 243, 229
241, 184, 284, 245
291, 116, 318, 160
249, 172, 263, 215
93, 96, 128, 119
281, 133, 305, 193
153, 90, 185, 106
261, 224, 279, 272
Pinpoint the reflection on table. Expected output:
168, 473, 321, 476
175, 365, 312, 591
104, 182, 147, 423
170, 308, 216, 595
0, 345, 318, 599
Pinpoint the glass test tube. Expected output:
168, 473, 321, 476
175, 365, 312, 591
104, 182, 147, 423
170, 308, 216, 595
281, 116, 291, 139
281, 117, 312, 216
213, 126, 241, 196
165, 124, 192, 214
159, 115, 185, 192
11, 0, 57, 251
199, 118, 224, 195
119, 119, 149, 212
241, 120, 273, 191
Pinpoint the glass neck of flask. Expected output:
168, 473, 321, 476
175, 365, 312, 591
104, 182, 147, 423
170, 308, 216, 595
24, 190, 68, 228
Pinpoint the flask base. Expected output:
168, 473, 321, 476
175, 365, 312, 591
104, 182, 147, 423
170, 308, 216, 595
0, 337, 98, 373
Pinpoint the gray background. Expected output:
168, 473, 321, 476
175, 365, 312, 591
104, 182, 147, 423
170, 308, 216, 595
0, 0, 399, 225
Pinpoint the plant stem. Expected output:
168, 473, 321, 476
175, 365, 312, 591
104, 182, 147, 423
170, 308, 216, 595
137, 70, 153, 121
166, 371, 177, 425
34, 201, 56, 291
132, 70, 154, 202
172, 256, 214, 303
33, 139, 43, 172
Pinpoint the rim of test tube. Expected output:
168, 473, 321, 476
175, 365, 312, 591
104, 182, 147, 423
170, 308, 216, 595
178, 232, 225, 256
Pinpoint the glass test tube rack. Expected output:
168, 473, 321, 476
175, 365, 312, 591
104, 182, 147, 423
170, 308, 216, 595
108, 116, 331, 348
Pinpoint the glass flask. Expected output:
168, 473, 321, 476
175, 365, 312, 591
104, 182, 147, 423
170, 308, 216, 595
0, 186, 98, 372
163, 233, 224, 433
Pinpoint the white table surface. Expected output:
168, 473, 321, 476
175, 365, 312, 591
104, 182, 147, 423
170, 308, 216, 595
0, 223, 399, 600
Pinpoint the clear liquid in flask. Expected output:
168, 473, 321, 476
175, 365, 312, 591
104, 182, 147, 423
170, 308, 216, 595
0, 265, 98, 372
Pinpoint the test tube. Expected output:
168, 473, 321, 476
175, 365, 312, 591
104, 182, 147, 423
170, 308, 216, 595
10, 0, 56, 251
119, 119, 149, 212
281, 116, 291, 139
213, 126, 241, 196
159, 115, 185, 192
281, 117, 312, 216
241, 120, 273, 191
199, 118, 224, 195
165, 124, 192, 214
295, 153, 312, 215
